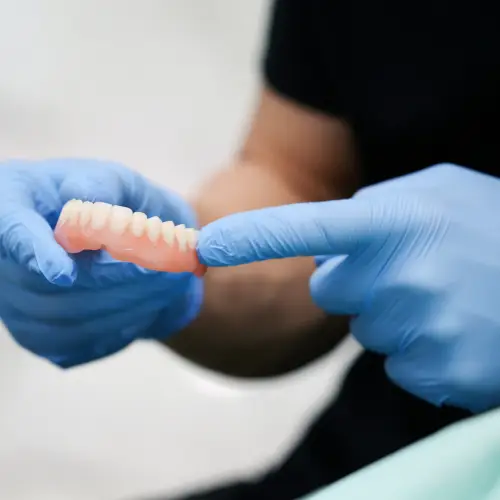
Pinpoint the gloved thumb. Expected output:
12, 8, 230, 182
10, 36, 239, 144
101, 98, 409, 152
198, 199, 380, 267
0, 205, 77, 286
309, 255, 363, 315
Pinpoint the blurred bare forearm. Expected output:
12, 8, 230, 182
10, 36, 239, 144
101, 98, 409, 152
164, 87, 360, 377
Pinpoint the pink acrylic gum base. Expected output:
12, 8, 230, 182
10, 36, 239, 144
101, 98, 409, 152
54, 209, 207, 278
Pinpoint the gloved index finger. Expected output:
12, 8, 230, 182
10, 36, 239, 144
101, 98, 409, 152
197, 199, 378, 267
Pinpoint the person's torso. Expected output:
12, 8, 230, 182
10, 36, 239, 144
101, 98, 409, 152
310, 0, 500, 186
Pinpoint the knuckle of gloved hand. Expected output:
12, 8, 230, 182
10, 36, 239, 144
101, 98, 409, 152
429, 162, 477, 182
367, 190, 442, 239
365, 198, 416, 244
391, 195, 434, 226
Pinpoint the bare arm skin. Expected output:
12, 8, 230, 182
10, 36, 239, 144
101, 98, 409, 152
164, 87, 360, 377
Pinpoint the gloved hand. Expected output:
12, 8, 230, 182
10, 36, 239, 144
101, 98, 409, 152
0, 159, 202, 367
198, 164, 500, 413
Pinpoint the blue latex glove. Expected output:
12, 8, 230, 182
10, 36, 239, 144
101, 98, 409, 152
198, 164, 500, 413
0, 159, 202, 367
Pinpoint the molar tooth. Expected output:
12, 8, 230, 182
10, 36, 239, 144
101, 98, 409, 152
79, 201, 94, 228
184, 228, 198, 249
109, 205, 133, 235
161, 221, 175, 245
90, 202, 112, 230
130, 211, 148, 237
61, 199, 83, 226
175, 224, 187, 252
146, 216, 162, 243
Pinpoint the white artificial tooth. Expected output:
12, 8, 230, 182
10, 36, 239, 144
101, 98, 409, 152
79, 201, 94, 228
109, 205, 133, 235
175, 224, 187, 252
161, 221, 175, 245
57, 203, 71, 225
184, 228, 198, 249
146, 216, 162, 243
61, 199, 83, 226
90, 202, 112, 230
130, 211, 148, 237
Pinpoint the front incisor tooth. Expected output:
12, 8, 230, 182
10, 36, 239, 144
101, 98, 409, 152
175, 224, 187, 252
162, 221, 175, 245
61, 199, 83, 226
146, 216, 162, 243
109, 205, 133, 234
184, 228, 198, 249
130, 212, 148, 237
79, 201, 94, 228
90, 202, 112, 230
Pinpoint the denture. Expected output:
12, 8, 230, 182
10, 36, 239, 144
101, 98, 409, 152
54, 199, 207, 277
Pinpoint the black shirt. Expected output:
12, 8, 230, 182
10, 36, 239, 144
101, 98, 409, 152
159, 1, 499, 499
264, 0, 500, 186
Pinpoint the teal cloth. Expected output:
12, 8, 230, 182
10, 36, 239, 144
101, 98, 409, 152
302, 407, 500, 500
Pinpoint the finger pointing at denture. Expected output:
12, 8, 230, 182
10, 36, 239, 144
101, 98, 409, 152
54, 199, 207, 277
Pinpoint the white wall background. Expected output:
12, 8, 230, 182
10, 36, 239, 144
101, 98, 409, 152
0, 2, 361, 499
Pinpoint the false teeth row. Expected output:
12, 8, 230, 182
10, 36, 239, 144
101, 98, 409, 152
59, 199, 197, 251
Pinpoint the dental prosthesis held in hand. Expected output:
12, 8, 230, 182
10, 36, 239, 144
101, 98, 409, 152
55, 199, 207, 277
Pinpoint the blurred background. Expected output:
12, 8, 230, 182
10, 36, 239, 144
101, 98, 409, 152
0, 1, 360, 499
